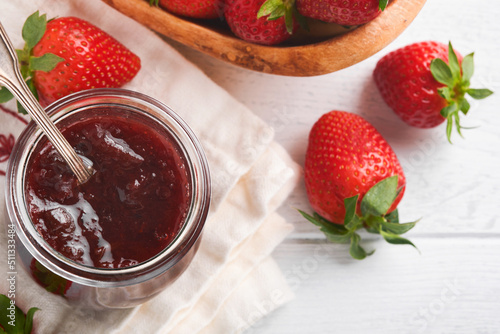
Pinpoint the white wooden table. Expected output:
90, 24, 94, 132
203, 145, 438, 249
167, 1, 500, 332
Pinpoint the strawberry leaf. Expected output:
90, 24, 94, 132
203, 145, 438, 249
380, 220, 417, 235
29, 54, 64, 72
313, 212, 348, 234
446, 118, 453, 142
257, 0, 299, 34
440, 101, 458, 118
257, 0, 282, 18
22, 11, 47, 50
379, 229, 419, 251
385, 209, 399, 224
0, 87, 14, 103
454, 114, 464, 138
430, 58, 454, 87
461, 53, 474, 83
325, 230, 351, 243
15, 49, 31, 79
268, 7, 286, 20
459, 97, 470, 114
284, 8, 294, 33
378, 0, 389, 11
24, 308, 39, 334
15, 79, 38, 115
447, 42, 461, 83
349, 233, 374, 260
297, 209, 350, 243
467, 88, 494, 100
360, 175, 398, 217
345, 214, 362, 231
343, 195, 358, 225
437, 86, 451, 101
0, 294, 39, 334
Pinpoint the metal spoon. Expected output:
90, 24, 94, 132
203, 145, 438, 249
0, 22, 94, 185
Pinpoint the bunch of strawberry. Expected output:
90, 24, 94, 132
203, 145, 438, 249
0, 11, 141, 112
150, 0, 388, 45
301, 41, 492, 259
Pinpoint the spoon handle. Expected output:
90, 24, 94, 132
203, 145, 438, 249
0, 22, 94, 185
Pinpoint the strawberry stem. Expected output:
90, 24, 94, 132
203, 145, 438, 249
379, 0, 389, 11
430, 41, 493, 143
299, 176, 418, 260
257, 0, 305, 34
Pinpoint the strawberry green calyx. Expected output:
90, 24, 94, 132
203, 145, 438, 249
298, 176, 418, 260
0, 11, 63, 114
257, 0, 304, 33
430, 41, 493, 143
149, 0, 159, 5
378, 0, 388, 11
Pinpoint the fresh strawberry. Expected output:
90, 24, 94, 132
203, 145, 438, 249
296, 0, 387, 26
0, 11, 141, 112
224, 0, 297, 45
373, 41, 493, 142
32, 15, 141, 105
299, 110, 417, 259
151, 0, 223, 19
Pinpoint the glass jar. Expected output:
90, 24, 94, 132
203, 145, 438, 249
5, 88, 211, 309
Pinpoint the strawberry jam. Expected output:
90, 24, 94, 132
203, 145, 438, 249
25, 113, 191, 269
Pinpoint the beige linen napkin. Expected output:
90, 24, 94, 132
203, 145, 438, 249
0, 1, 300, 333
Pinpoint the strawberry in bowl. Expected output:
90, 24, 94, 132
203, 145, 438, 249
152, 0, 224, 19
296, 0, 388, 26
224, 0, 298, 45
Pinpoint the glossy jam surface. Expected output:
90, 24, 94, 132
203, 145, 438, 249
25, 114, 191, 269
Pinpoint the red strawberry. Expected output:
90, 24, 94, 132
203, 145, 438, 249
224, 0, 297, 45
3, 11, 141, 111
374, 41, 493, 142
299, 110, 417, 259
32, 16, 141, 105
296, 0, 387, 26
152, 0, 223, 19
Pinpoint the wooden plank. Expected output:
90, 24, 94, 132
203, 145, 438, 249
250, 238, 500, 333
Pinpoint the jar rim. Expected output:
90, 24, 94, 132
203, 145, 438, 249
5, 88, 211, 287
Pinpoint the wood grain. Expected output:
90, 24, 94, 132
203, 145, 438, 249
101, 0, 427, 76
254, 238, 500, 333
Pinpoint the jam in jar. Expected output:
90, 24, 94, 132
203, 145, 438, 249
6, 89, 211, 308
26, 113, 191, 268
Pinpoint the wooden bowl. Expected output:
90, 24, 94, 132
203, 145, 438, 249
102, 0, 427, 76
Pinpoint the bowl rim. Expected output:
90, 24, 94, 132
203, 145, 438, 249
102, 0, 427, 76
